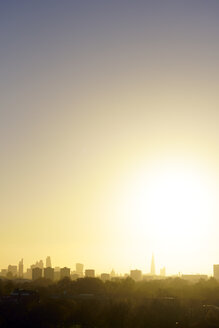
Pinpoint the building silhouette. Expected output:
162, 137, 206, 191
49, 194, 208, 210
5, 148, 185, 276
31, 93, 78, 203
71, 273, 79, 280
1, 269, 7, 277
25, 268, 32, 280
213, 265, 219, 279
101, 273, 110, 281
8, 265, 17, 277
85, 269, 95, 278
44, 267, 54, 281
54, 267, 60, 281
130, 269, 142, 281
151, 254, 155, 276
18, 259, 23, 278
31, 260, 44, 270
32, 267, 42, 280
76, 263, 84, 277
46, 256, 51, 268
37, 260, 44, 269
160, 267, 166, 277
60, 267, 70, 279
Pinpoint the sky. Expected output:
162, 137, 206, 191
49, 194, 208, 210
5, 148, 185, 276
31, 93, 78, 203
0, 0, 219, 275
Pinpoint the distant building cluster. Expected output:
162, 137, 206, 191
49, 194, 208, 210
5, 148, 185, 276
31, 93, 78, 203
0, 255, 166, 282
1, 257, 87, 281
1, 255, 217, 282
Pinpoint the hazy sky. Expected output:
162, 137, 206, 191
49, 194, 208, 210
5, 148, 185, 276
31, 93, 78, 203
1, 1, 219, 275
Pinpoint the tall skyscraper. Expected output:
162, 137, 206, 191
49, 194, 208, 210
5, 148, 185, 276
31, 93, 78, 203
31, 260, 44, 271
150, 253, 155, 276
35, 260, 44, 269
32, 267, 42, 280
76, 263, 84, 277
44, 267, 54, 281
60, 267, 70, 279
18, 258, 23, 278
46, 256, 52, 268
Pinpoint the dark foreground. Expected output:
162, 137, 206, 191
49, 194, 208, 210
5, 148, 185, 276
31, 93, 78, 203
0, 277, 219, 327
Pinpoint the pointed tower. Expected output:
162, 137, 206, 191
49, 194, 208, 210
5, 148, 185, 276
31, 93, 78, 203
150, 253, 155, 276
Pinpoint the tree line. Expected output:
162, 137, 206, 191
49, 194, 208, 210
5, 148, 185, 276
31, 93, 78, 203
0, 277, 219, 327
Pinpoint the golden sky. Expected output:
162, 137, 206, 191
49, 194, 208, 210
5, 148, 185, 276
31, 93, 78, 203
0, 1, 219, 275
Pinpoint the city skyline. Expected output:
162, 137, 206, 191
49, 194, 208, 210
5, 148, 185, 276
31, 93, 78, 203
1, 254, 218, 278
3, 255, 162, 277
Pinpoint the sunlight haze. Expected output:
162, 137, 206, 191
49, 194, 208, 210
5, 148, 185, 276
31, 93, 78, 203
1, 1, 219, 276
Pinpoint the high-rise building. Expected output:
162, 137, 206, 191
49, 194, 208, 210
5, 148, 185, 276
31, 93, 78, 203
0, 269, 7, 277
213, 265, 219, 279
130, 269, 142, 281
32, 260, 44, 270
18, 259, 24, 278
76, 263, 84, 276
71, 273, 79, 280
32, 267, 42, 280
150, 254, 155, 276
54, 267, 60, 271
54, 272, 60, 281
8, 265, 17, 277
160, 267, 166, 277
37, 260, 44, 269
60, 267, 70, 279
44, 267, 54, 281
46, 256, 52, 268
85, 269, 95, 278
54, 267, 60, 281
101, 273, 110, 281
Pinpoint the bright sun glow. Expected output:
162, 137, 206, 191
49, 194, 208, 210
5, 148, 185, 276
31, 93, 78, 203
116, 158, 215, 260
